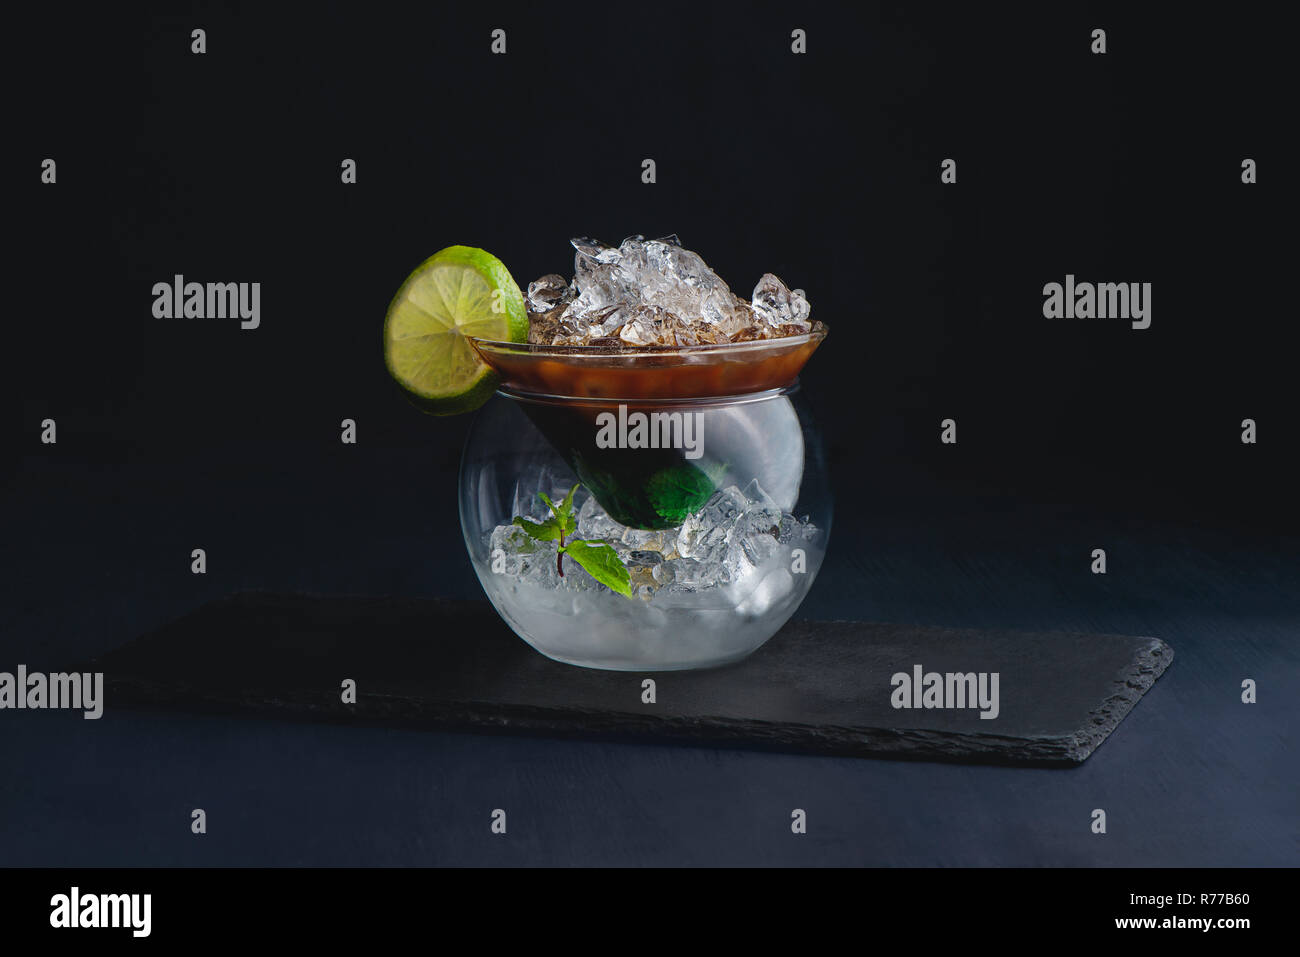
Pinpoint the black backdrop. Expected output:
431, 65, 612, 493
10, 2, 1293, 527
1, 1, 1296, 880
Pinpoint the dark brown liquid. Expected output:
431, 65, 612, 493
517, 400, 719, 529
480, 333, 825, 528
480, 334, 823, 400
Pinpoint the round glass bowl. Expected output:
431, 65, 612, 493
458, 333, 830, 671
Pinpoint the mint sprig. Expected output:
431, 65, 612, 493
513, 485, 633, 598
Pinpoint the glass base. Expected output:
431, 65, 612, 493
480, 565, 807, 671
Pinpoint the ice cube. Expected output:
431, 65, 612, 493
677, 524, 727, 565
735, 567, 796, 617
676, 486, 748, 563
526, 274, 572, 314
733, 529, 780, 573
489, 524, 566, 589
740, 478, 777, 509
751, 273, 812, 332
489, 524, 535, 573
698, 486, 749, 527
615, 236, 750, 338
621, 526, 676, 555
564, 239, 633, 327
776, 514, 800, 544
618, 305, 681, 347
663, 557, 725, 593
527, 305, 565, 344
695, 288, 749, 339
776, 514, 819, 545
590, 304, 631, 338
565, 266, 625, 322
552, 309, 613, 345
578, 495, 626, 543
571, 237, 621, 265
626, 549, 664, 591
736, 505, 782, 556
535, 235, 812, 346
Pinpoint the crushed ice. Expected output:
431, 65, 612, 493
488, 482, 817, 603
525, 236, 814, 347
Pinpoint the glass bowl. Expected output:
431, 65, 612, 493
458, 334, 831, 670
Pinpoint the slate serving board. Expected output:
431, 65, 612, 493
87, 592, 1173, 766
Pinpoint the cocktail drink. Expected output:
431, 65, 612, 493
473, 333, 825, 530
384, 236, 830, 670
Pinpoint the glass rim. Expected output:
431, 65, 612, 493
467, 325, 827, 358
496, 380, 802, 407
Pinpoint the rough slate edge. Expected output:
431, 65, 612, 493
82, 595, 1175, 768
1055, 635, 1172, 763
93, 642, 1175, 767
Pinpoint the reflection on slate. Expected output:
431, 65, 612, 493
91, 592, 1173, 766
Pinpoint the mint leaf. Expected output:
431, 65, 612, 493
540, 485, 579, 535
515, 486, 632, 592
513, 515, 561, 541
561, 538, 633, 597
644, 463, 716, 526
557, 484, 579, 535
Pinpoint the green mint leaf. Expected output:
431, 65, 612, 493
644, 463, 717, 526
538, 486, 579, 535
561, 538, 632, 598
513, 515, 561, 542
557, 484, 579, 535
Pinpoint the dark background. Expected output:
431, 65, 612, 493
2, 2, 1295, 867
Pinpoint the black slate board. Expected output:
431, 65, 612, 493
88, 592, 1173, 766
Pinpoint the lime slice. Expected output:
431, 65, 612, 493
383, 245, 528, 415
